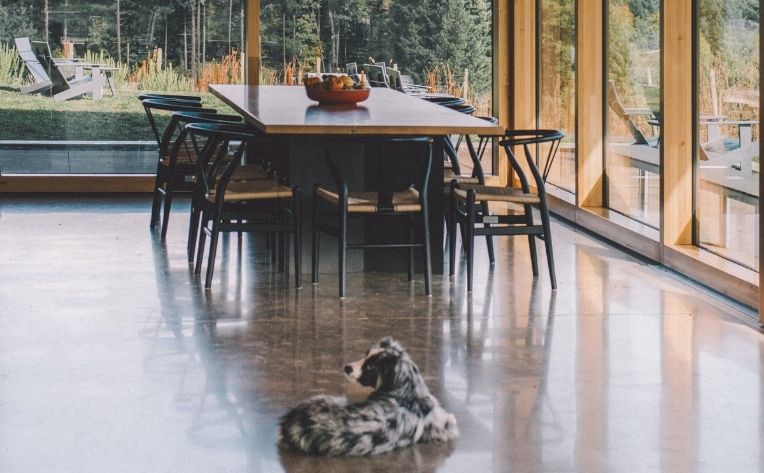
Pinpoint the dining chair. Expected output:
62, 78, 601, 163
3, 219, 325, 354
186, 123, 302, 289
311, 137, 433, 298
139, 97, 210, 231
449, 129, 564, 291
443, 113, 500, 266
158, 110, 247, 242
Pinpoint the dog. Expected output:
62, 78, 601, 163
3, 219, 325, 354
278, 337, 459, 456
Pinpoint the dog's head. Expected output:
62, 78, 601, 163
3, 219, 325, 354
343, 337, 427, 394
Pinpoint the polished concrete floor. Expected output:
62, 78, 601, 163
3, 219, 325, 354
0, 194, 762, 473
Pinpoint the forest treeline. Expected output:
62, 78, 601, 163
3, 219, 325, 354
0, 0, 493, 93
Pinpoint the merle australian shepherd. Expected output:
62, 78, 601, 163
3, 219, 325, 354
278, 337, 459, 456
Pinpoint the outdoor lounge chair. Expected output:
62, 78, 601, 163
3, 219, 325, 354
15, 38, 53, 95
15, 37, 103, 101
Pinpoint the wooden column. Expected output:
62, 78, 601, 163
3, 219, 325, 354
661, 0, 693, 245
576, 0, 604, 208
494, 0, 511, 130
246, 0, 261, 85
503, 0, 536, 185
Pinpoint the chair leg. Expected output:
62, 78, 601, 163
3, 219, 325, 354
293, 189, 302, 289
160, 183, 174, 240
204, 214, 222, 289
524, 204, 539, 277
338, 208, 347, 298
408, 214, 415, 282
422, 208, 432, 297
311, 190, 320, 284
448, 190, 458, 277
466, 191, 476, 292
187, 199, 201, 263
150, 166, 164, 228
540, 205, 557, 290
481, 201, 495, 264
194, 210, 208, 275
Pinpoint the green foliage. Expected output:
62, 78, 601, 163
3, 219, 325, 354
540, 0, 575, 132
0, 1, 38, 43
0, 42, 22, 86
608, 2, 635, 94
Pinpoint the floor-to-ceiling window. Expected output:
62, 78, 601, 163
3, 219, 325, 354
0, 0, 243, 176
605, 0, 660, 227
696, 0, 759, 270
258, 0, 494, 139
539, 0, 576, 194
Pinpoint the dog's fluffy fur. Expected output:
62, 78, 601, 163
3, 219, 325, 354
278, 337, 458, 456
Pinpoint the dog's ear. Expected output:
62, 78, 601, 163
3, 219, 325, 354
375, 352, 402, 390
358, 357, 381, 388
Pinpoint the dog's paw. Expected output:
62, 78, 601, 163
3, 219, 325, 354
444, 413, 459, 439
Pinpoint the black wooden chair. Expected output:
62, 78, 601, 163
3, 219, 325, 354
186, 123, 301, 289
158, 110, 247, 242
443, 113, 500, 266
311, 137, 433, 297
139, 97, 210, 232
449, 129, 564, 291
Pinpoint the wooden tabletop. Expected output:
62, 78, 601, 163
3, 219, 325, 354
209, 85, 504, 136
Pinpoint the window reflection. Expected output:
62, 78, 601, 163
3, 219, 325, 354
696, 1, 759, 270
539, 0, 576, 194
606, 0, 660, 227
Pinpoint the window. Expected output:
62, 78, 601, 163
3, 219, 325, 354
605, 0, 660, 227
258, 0, 493, 115
539, 0, 576, 194
0, 0, 243, 175
695, 0, 759, 270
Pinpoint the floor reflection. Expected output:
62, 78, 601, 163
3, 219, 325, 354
0, 195, 761, 472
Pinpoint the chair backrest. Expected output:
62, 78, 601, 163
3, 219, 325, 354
30, 40, 71, 95
162, 112, 244, 172
140, 98, 208, 146
499, 129, 565, 196
184, 123, 261, 198
385, 68, 403, 92
14, 37, 51, 85
323, 137, 433, 213
138, 93, 202, 102
164, 111, 240, 145
607, 80, 649, 145
361, 64, 388, 88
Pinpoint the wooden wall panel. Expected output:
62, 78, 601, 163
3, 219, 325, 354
501, 0, 536, 186
576, 0, 604, 208
494, 0, 511, 130
246, 0, 261, 85
661, 0, 693, 245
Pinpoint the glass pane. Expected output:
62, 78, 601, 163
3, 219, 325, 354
0, 1, 243, 175
259, 0, 494, 174
539, 0, 576, 194
605, 0, 660, 227
696, 1, 759, 270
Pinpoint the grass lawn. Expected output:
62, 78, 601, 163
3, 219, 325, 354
0, 87, 233, 141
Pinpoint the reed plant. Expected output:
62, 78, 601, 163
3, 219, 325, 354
197, 50, 243, 91
0, 43, 23, 87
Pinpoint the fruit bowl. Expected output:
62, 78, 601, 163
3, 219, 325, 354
305, 86, 370, 105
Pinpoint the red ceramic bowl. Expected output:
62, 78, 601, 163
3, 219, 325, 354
305, 86, 370, 105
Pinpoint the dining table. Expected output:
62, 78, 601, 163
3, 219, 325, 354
208, 84, 504, 274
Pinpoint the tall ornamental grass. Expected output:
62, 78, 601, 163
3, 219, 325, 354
0, 43, 23, 86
